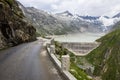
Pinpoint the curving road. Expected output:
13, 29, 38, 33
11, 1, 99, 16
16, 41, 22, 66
0, 40, 63, 80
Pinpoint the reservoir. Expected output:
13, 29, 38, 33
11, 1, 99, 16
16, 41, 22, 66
54, 32, 105, 43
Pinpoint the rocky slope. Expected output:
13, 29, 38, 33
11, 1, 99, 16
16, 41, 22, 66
54, 11, 104, 33
17, 1, 120, 36
18, 4, 80, 36
85, 22, 120, 80
18, 2, 108, 36
0, 0, 36, 49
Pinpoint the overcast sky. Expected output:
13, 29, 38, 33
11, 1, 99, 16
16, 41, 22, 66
17, 0, 120, 17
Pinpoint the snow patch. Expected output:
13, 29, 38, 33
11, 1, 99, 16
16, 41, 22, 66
99, 16, 114, 26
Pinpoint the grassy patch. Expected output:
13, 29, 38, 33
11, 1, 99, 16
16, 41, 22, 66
54, 41, 67, 58
70, 62, 92, 80
85, 29, 120, 80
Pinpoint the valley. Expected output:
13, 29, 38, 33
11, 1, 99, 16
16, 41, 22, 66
0, 0, 120, 80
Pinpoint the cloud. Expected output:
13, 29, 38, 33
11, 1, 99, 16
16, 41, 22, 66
17, 0, 120, 17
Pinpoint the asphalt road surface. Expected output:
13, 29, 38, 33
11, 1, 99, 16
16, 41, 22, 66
0, 40, 63, 80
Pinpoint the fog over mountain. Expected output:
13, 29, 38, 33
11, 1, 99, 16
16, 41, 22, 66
18, 1, 120, 36
17, 0, 120, 17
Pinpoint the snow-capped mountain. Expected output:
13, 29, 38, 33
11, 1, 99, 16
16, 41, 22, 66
56, 11, 120, 32
99, 16, 114, 26
18, 2, 81, 35
79, 16, 100, 20
17, 1, 120, 36
56, 11, 73, 17
79, 15, 120, 31
55, 11, 108, 33
113, 12, 120, 18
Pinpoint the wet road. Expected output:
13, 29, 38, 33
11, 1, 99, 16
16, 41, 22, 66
0, 40, 63, 80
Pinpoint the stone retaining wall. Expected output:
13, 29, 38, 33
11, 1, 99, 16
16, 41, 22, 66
46, 44, 77, 80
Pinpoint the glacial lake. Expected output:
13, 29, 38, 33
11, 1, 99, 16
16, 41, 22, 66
54, 32, 105, 43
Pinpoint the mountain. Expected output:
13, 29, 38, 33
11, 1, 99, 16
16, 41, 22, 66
111, 21, 120, 31
86, 22, 120, 80
79, 15, 100, 20
0, 0, 36, 49
113, 12, 120, 18
18, 2, 81, 36
79, 15, 120, 32
18, 2, 111, 36
80, 16, 112, 27
54, 11, 108, 33
18, 1, 120, 36
56, 10, 73, 17
103, 16, 109, 19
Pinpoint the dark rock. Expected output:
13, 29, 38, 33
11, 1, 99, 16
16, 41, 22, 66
0, 0, 36, 49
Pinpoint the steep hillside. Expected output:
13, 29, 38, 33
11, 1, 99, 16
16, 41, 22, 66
18, 3, 80, 36
86, 24, 120, 80
0, 0, 36, 49
18, 2, 108, 36
112, 21, 120, 30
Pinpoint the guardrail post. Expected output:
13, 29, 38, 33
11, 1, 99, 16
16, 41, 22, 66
61, 55, 70, 71
51, 38, 54, 45
50, 45, 55, 54
46, 40, 51, 47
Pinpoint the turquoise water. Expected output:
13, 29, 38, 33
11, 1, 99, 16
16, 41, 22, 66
54, 32, 105, 42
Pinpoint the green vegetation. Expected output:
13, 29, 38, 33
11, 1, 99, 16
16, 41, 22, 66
54, 27, 120, 80
54, 41, 67, 59
85, 29, 120, 80
35, 32, 45, 37
54, 26, 75, 35
5, 0, 14, 7
54, 41, 92, 80
70, 62, 92, 80
2, 0, 24, 18
35, 32, 41, 37
54, 29, 67, 35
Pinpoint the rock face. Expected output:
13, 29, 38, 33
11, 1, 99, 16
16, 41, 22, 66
0, 0, 36, 49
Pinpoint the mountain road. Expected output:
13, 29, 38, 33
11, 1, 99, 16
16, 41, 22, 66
0, 40, 63, 80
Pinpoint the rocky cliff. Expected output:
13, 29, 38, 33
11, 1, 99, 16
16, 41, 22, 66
0, 0, 36, 49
